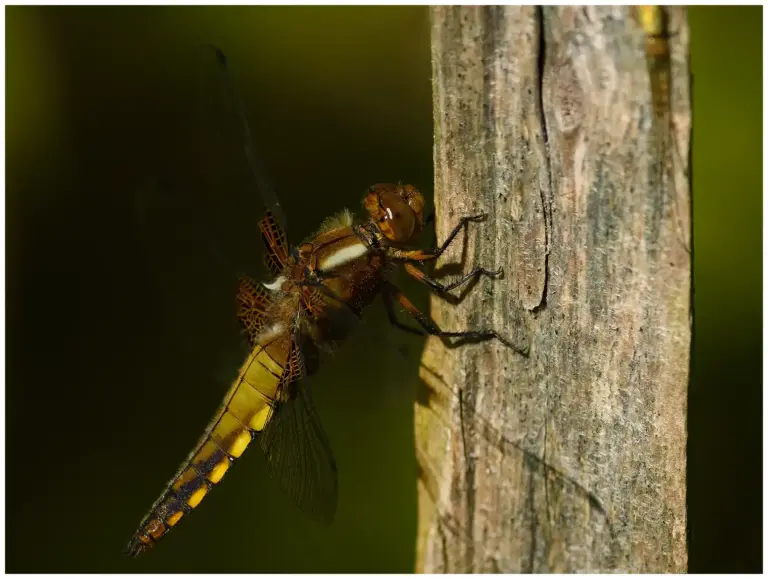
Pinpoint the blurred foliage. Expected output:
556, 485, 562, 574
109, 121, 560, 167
687, 6, 762, 573
5, 6, 761, 573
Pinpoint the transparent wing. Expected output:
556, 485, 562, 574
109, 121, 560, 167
195, 44, 290, 278
201, 45, 289, 235
254, 283, 369, 524
134, 44, 290, 296
259, 335, 339, 525
132, 44, 294, 362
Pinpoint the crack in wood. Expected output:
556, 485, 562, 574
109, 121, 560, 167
420, 5, 689, 572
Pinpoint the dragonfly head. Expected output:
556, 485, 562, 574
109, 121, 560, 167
363, 183, 425, 246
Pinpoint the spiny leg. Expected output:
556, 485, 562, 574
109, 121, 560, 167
403, 262, 502, 304
383, 282, 528, 356
388, 214, 489, 262
382, 287, 425, 338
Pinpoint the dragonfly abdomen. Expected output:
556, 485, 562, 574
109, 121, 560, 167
126, 335, 289, 556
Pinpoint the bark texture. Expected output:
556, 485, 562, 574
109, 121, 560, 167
415, 6, 690, 573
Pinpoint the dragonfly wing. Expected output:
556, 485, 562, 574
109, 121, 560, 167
236, 276, 272, 347
259, 212, 290, 277
199, 45, 289, 248
134, 48, 285, 302
259, 334, 338, 525
135, 45, 294, 297
206, 45, 292, 276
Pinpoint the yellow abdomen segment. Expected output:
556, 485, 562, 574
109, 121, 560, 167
126, 337, 288, 556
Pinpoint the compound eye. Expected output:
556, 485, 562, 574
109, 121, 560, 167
378, 191, 415, 243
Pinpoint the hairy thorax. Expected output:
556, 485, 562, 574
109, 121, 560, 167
262, 217, 387, 347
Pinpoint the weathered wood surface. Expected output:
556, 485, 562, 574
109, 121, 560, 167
416, 6, 690, 573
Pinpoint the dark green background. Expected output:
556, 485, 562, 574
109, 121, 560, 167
6, 6, 762, 573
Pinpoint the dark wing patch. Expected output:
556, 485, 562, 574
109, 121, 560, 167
259, 212, 290, 277
236, 276, 272, 347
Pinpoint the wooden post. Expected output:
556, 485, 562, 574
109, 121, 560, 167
416, 6, 690, 572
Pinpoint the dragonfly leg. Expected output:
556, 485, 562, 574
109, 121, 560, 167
403, 262, 502, 299
388, 214, 489, 262
383, 283, 528, 356
382, 287, 424, 337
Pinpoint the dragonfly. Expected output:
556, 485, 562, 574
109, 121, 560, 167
125, 46, 524, 557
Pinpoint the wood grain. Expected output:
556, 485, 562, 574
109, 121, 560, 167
416, 6, 690, 572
